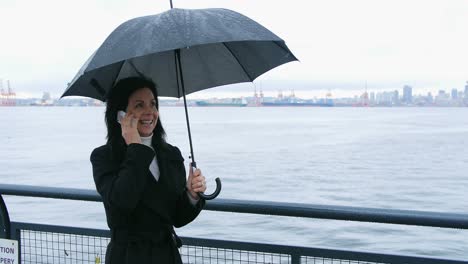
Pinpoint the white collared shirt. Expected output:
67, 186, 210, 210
140, 134, 160, 181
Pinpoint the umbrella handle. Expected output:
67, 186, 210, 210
198, 177, 222, 200
190, 161, 222, 200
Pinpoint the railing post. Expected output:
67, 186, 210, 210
0, 194, 11, 239
291, 252, 301, 264
11, 226, 21, 264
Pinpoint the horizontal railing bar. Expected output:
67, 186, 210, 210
209, 199, 468, 229
1, 184, 467, 229
10, 221, 468, 264
0, 184, 100, 202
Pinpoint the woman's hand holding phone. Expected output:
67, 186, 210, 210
118, 111, 142, 145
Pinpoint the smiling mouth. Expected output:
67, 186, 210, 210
140, 120, 154, 125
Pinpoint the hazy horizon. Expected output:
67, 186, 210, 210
8, 79, 468, 100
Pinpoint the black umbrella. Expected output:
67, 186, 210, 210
61, 7, 298, 200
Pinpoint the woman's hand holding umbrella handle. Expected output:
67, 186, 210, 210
189, 162, 222, 200
198, 178, 222, 200
120, 112, 142, 145
187, 165, 206, 200
187, 164, 222, 200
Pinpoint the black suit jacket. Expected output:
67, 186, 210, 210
91, 142, 204, 263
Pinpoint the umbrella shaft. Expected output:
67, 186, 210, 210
175, 49, 196, 166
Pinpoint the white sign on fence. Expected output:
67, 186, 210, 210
0, 239, 18, 264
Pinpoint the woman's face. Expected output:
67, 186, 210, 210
127, 87, 159, 137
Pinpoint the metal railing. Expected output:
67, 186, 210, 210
1, 183, 467, 264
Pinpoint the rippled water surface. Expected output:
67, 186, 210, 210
0, 106, 467, 259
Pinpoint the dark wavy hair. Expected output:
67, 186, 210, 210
105, 76, 167, 161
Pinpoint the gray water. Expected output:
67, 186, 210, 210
0, 106, 467, 259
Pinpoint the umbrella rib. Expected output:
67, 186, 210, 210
109, 61, 127, 91
222, 42, 254, 81
273, 41, 299, 61
90, 79, 106, 98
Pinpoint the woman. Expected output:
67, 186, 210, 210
91, 76, 206, 263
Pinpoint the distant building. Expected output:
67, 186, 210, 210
393, 90, 400, 105
451, 89, 458, 99
427, 92, 434, 104
375, 91, 394, 105
435, 90, 450, 106
464, 81, 468, 99
325, 90, 333, 105
402, 85, 413, 104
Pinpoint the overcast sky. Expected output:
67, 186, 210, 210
1, 0, 467, 98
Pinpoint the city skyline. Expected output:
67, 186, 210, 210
3, 79, 468, 101
5, 80, 468, 107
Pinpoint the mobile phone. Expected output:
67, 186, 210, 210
117, 111, 126, 124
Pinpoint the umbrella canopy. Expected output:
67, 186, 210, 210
62, 8, 298, 199
62, 8, 297, 100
